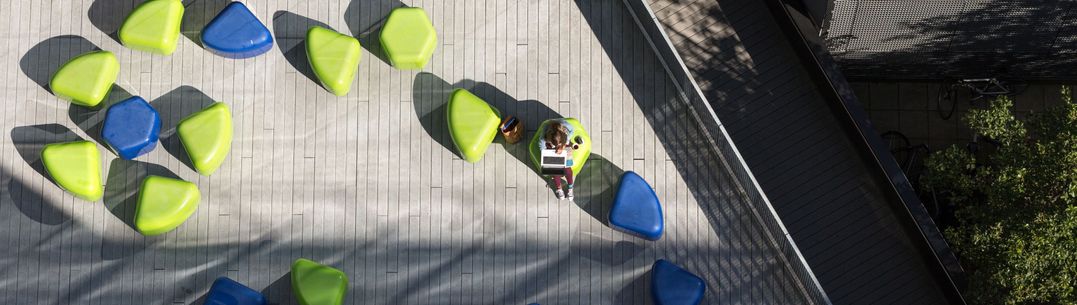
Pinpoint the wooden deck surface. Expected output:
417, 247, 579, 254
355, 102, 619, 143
0, 0, 819, 304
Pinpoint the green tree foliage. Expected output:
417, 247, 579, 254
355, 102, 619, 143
923, 87, 1077, 305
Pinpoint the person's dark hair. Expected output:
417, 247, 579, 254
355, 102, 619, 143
544, 122, 569, 146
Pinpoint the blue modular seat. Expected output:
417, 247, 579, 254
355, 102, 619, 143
651, 259, 706, 305
608, 171, 664, 240
200, 2, 274, 58
101, 96, 161, 160
204, 277, 267, 305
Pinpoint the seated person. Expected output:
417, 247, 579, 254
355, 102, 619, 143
539, 120, 579, 201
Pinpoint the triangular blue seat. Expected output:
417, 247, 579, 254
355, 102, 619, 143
651, 259, 706, 305
204, 277, 266, 305
200, 2, 274, 59
102, 96, 161, 160
609, 171, 663, 240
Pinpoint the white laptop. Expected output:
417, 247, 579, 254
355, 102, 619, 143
540, 149, 571, 175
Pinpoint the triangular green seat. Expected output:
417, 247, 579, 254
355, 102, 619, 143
49, 51, 119, 107
119, 0, 184, 55
529, 118, 592, 175
41, 141, 103, 201
306, 26, 361, 96
380, 7, 437, 70
446, 89, 501, 163
291, 258, 348, 305
135, 175, 199, 236
178, 102, 233, 176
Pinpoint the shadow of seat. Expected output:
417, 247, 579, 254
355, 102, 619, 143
143, 86, 216, 172
20, 35, 102, 94
7, 124, 84, 225
88, 0, 141, 44
572, 154, 624, 225
344, 0, 405, 66
68, 86, 134, 147
411, 72, 564, 167
179, 0, 231, 48
272, 11, 332, 89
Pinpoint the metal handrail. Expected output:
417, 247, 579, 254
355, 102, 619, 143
621, 0, 834, 304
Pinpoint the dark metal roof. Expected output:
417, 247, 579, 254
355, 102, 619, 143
822, 0, 1077, 80
630, 0, 968, 303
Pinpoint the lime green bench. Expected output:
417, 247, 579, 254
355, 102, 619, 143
529, 118, 592, 175
119, 0, 184, 55
41, 141, 103, 201
380, 7, 437, 70
49, 51, 119, 107
135, 175, 199, 236
178, 102, 233, 176
447, 88, 501, 163
291, 258, 348, 305
306, 26, 361, 96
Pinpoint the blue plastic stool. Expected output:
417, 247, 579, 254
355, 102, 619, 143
101, 96, 161, 160
651, 259, 706, 305
200, 2, 274, 58
204, 277, 266, 305
609, 171, 664, 240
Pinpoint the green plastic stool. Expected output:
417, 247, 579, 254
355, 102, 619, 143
306, 26, 361, 96
49, 51, 119, 107
178, 102, 233, 176
447, 88, 500, 163
529, 118, 592, 175
380, 7, 437, 70
135, 175, 200, 236
119, 0, 184, 55
41, 141, 103, 201
291, 258, 348, 305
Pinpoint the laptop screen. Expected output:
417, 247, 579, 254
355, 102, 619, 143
542, 156, 565, 165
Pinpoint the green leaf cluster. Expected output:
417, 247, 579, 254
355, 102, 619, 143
923, 87, 1077, 305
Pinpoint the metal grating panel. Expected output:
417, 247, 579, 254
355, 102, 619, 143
824, 0, 1077, 80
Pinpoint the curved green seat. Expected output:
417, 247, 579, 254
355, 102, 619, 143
119, 0, 184, 55
49, 51, 119, 107
178, 102, 233, 176
41, 141, 103, 201
529, 118, 592, 175
447, 89, 500, 163
135, 175, 200, 236
291, 258, 348, 305
380, 7, 437, 70
306, 26, 361, 96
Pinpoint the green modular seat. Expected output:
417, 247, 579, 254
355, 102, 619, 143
49, 51, 120, 107
41, 141, 103, 201
135, 175, 199, 236
291, 258, 348, 305
379, 7, 437, 70
306, 26, 361, 96
119, 0, 184, 55
529, 118, 592, 175
178, 102, 233, 176
446, 88, 500, 163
